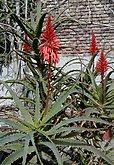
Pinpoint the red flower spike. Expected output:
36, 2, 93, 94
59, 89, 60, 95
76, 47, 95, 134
89, 32, 98, 55
22, 35, 30, 52
96, 50, 108, 76
96, 50, 108, 103
39, 15, 59, 67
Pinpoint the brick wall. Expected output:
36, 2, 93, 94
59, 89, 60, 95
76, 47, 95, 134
43, 0, 114, 56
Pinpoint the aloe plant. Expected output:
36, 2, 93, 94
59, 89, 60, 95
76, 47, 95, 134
77, 53, 114, 118
0, 1, 114, 164
0, 79, 114, 165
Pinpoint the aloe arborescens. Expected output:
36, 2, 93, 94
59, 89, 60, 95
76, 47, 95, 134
39, 15, 60, 116
96, 50, 108, 103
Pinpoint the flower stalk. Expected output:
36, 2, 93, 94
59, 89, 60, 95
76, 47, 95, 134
43, 55, 52, 116
39, 15, 59, 116
96, 50, 108, 104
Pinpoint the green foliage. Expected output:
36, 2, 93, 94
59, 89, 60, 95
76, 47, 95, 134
0, 76, 114, 164
77, 55, 114, 119
0, 1, 114, 165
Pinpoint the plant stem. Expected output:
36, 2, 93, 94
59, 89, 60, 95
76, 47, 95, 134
101, 73, 104, 104
43, 56, 52, 117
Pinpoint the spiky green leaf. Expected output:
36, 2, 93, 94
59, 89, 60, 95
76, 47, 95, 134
0, 80, 34, 125
47, 127, 100, 136
35, 13, 47, 38
42, 85, 76, 124
0, 117, 29, 132
52, 117, 110, 130
1, 146, 35, 165
53, 138, 114, 165
22, 135, 30, 165
40, 141, 63, 165
0, 133, 26, 146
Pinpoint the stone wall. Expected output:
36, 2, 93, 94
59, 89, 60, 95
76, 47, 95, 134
43, 0, 114, 56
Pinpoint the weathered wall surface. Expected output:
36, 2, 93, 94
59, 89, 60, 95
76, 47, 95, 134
43, 0, 114, 56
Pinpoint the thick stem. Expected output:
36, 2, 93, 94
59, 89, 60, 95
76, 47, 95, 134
101, 72, 104, 104
43, 57, 52, 117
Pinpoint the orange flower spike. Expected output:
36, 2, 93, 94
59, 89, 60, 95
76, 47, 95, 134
22, 35, 31, 52
89, 32, 98, 56
39, 15, 60, 66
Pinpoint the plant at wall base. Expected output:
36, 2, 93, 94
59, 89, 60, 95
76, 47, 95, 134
0, 2, 114, 165
0, 80, 114, 165
76, 32, 114, 120
78, 50, 114, 117
0, 53, 114, 164
0, 1, 76, 103
75, 51, 114, 155
0, 40, 114, 165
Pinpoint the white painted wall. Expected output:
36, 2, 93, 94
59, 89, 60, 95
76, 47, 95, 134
57, 55, 114, 78
0, 55, 114, 105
